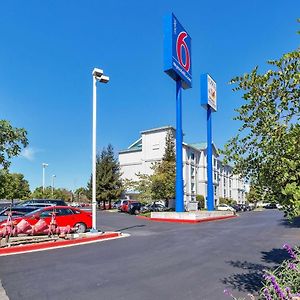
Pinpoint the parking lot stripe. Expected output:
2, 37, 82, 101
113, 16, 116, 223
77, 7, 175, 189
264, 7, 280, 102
0, 232, 130, 257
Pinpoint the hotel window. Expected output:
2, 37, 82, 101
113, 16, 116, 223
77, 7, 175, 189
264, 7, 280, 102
191, 167, 195, 178
191, 152, 195, 161
191, 183, 195, 193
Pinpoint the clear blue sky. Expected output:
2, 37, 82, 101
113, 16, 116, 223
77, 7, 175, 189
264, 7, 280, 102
0, 1, 299, 191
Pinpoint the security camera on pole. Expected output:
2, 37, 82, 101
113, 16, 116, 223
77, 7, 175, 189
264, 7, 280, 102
91, 68, 109, 233
163, 13, 192, 212
201, 74, 217, 211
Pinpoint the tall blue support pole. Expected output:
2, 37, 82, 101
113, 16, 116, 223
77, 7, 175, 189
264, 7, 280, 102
207, 106, 214, 211
176, 79, 184, 212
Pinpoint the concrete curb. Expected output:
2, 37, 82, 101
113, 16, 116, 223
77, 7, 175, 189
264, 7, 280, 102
137, 215, 237, 223
0, 232, 128, 257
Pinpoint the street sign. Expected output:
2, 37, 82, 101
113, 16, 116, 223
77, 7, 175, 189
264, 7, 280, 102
164, 13, 192, 89
201, 74, 217, 112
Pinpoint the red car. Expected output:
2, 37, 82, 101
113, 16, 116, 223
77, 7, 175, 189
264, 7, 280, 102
0, 206, 92, 233
119, 200, 140, 213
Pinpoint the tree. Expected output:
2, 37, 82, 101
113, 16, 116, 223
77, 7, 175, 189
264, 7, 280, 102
132, 130, 176, 203
31, 186, 73, 201
246, 183, 263, 208
152, 130, 176, 202
126, 175, 153, 203
196, 194, 205, 209
219, 197, 234, 206
0, 170, 30, 200
222, 45, 300, 218
74, 187, 89, 203
87, 144, 123, 209
0, 120, 28, 169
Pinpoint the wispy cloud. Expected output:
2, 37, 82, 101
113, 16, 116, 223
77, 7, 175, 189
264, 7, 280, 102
21, 147, 39, 161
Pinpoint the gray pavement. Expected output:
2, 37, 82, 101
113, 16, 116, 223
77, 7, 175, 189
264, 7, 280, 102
0, 210, 299, 300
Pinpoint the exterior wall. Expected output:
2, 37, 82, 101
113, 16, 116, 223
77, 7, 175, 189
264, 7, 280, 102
141, 129, 169, 175
119, 126, 246, 206
118, 150, 143, 181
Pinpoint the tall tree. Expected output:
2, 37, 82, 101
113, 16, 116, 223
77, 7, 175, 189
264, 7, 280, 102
0, 171, 30, 200
152, 130, 176, 201
87, 144, 123, 209
222, 45, 300, 218
0, 120, 28, 169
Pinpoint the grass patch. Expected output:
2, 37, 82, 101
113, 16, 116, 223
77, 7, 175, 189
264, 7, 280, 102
139, 212, 151, 217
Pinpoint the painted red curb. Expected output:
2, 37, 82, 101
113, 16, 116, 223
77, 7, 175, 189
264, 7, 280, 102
0, 232, 121, 255
136, 215, 150, 220
137, 215, 237, 223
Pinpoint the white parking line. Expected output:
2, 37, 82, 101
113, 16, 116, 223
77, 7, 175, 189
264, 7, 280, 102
0, 233, 130, 257
0, 280, 9, 300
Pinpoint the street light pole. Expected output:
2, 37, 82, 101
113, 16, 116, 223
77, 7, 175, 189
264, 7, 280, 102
52, 175, 56, 197
91, 68, 109, 233
42, 163, 48, 193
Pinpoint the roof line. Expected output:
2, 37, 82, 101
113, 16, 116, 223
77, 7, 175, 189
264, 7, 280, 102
128, 137, 142, 149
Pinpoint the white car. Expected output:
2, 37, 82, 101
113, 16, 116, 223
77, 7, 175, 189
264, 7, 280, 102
217, 204, 236, 212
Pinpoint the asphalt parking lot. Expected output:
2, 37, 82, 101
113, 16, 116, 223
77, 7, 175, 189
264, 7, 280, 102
0, 210, 299, 300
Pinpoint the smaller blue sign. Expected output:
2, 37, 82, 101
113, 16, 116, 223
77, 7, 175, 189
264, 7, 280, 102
164, 13, 192, 89
201, 74, 217, 112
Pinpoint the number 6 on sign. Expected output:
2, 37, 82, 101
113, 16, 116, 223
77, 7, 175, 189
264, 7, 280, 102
176, 32, 190, 72
163, 13, 192, 89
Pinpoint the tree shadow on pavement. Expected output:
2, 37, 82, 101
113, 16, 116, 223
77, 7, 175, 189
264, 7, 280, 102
279, 216, 300, 228
261, 248, 290, 264
221, 261, 266, 293
222, 247, 290, 294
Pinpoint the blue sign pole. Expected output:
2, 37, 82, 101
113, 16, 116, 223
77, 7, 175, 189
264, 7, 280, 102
206, 106, 214, 211
201, 73, 217, 211
164, 13, 192, 212
176, 79, 184, 212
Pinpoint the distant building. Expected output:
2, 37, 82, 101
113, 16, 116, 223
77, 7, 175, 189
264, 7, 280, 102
119, 126, 246, 207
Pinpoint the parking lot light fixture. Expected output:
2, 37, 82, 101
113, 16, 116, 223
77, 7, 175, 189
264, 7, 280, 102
91, 67, 109, 233
42, 163, 49, 192
52, 175, 56, 197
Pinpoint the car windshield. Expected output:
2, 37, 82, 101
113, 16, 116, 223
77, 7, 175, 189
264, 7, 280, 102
24, 208, 44, 216
0, 206, 40, 216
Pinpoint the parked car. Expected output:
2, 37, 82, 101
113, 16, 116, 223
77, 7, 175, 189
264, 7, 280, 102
113, 199, 129, 209
233, 204, 252, 212
0, 206, 92, 233
19, 199, 68, 207
216, 204, 236, 212
119, 200, 141, 213
0, 206, 40, 222
265, 203, 277, 209
128, 202, 143, 215
141, 202, 166, 212
231, 204, 242, 212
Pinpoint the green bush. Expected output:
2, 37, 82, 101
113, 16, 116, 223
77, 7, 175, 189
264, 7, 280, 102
196, 195, 205, 209
219, 197, 235, 205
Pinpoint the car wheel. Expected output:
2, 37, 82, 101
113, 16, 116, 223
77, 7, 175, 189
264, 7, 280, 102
134, 209, 140, 215
75, 222, 87, 233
